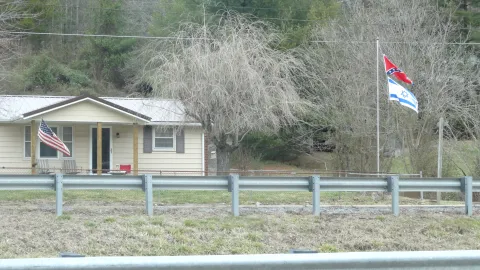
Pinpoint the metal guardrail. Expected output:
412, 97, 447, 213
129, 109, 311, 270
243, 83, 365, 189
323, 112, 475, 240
2, 250, 480, 269
0, 174, 475, 217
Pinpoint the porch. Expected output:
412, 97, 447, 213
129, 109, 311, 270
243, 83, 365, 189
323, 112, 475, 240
28, 122, 140, 176
0, 95, 204, 176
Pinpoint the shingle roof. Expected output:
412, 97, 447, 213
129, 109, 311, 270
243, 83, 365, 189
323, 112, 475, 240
0, 95, 192, 123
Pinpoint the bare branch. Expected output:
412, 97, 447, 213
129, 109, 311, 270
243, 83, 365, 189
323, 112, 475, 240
306, 0, 480, 173
141, 12, 312, 171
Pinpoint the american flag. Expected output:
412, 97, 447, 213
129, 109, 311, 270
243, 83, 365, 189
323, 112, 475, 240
38, 119, 71, 156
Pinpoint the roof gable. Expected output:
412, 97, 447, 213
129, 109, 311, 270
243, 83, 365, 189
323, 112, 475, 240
0, 95, 195, 124
23, 95, 151, 121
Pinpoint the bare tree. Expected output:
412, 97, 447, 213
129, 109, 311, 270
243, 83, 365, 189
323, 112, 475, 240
0, 1, 30, 91
142, 14, 312, 172
306, 0, 480, 174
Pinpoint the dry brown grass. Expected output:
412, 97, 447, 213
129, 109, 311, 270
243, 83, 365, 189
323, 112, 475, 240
0, 201, 479, 258
0, 190, 463, 206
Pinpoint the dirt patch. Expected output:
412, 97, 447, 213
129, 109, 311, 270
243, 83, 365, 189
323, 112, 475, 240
1, 201, 480, 258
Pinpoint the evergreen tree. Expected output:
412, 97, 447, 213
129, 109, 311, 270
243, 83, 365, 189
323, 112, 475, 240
84, 0, 136, 88
149, 0, 340, 49
15, 0, 59, 51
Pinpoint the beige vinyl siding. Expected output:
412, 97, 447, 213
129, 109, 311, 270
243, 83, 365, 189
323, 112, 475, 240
0, 124, 90, 173
73, 124, 90, 172
29, 124, 90, 171
0, 123, 203, 174
35, 100, 137, 123
0, 124, 30, 169
138, 127, 203, 172
112, 125, 134, 169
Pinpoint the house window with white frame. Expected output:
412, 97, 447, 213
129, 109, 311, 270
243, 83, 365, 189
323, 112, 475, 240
39, 126, 59, 158
62, 126, 73, 158
24, 125, 74, 159
153, 126, 175, 150
24, 126, 31, 158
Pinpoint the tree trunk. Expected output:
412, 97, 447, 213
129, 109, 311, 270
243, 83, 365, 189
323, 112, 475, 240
216, 147, 231, 175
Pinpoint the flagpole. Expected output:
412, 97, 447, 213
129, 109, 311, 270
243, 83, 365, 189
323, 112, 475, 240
376, 37, 380, 174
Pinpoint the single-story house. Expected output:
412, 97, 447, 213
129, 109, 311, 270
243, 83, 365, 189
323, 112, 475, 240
0, 95, 207, 175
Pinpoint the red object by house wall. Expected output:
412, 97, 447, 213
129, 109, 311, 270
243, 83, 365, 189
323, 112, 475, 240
119, 164, 131, 174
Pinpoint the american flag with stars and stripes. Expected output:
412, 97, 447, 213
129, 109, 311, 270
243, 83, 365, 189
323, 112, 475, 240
38, 119, 71, 156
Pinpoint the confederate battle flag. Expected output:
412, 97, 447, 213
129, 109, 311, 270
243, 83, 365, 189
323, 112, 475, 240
383, 54, 413, 85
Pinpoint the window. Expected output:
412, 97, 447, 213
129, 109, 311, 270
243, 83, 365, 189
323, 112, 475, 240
23, 125, 73, 159
153, 127, 175, 150
62, 127, 73, 158
40, 127, 58, 158
24, 126, 31, 158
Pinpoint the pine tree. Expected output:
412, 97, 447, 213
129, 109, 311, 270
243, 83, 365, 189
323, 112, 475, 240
84, 0, 136, 88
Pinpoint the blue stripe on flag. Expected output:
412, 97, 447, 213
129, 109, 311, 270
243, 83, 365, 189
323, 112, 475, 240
397, 98, 417, 109
388, 78, 418, 102
389, 94, 417, 111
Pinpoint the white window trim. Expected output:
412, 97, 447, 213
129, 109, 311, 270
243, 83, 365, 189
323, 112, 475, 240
23, 125, 75, 160
24, 126, 31, 159
153, 126, 176, 152
62, 126, 75, 160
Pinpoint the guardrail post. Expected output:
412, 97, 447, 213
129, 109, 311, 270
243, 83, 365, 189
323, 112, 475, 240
228, 174, 240, 216
309, 175, 320, 216
54, 173, 63, 217
388, 175, 399, 216
461, 176, 473, 216
142, 174, 153, 216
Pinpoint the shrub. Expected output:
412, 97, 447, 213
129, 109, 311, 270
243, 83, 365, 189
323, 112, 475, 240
241, 130, 310, 162
23, 54, 91, 92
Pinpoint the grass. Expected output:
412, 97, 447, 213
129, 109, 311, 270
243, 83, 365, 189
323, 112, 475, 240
444, 140, 480, 177
104, 217, 116, 223
1, 202, 480, 258
0, 189, 455, 206
56, 215, 71, 220
0, 189, 463, 206
386, 140, 480, 177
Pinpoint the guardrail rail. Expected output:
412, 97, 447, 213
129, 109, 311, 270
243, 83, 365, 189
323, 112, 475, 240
0, 174, 475, 217
1, 250, 480, 270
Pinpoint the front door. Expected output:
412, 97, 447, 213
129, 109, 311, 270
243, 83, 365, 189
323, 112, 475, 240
91, 127, 111, 173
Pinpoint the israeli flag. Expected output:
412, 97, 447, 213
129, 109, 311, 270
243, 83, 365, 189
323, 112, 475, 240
387, 77, 418, 113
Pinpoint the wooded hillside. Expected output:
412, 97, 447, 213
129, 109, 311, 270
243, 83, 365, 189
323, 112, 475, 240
1, 0, 479, 174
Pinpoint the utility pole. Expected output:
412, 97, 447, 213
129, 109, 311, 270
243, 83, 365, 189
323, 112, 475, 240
376, 37, 380, 174
437, 117, 444, 203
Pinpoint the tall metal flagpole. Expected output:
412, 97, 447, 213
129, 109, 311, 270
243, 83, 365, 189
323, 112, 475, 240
376, 37, 380, 174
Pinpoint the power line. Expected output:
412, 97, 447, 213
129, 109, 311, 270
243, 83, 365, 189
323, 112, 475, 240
382, 41, 480, 45
3, 30, 480, 45
310, 40, 480, 45
309, 40, 372, 44
0, 31, 211, 40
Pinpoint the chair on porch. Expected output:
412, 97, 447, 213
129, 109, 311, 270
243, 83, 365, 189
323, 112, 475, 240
63, 160, 81, 175
37, 159, 54, 174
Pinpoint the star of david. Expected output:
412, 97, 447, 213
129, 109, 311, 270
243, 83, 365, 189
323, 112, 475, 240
401, 90, 408, 98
